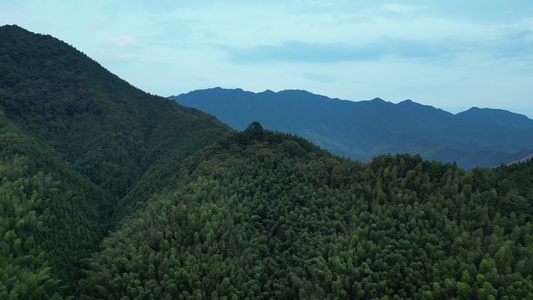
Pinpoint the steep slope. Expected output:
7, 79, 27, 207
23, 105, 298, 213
79, 123, 533, 299
0, 116, 109, 298
2, 25, 532, 299
170, 88, 533, 168
0, 25, 228, 203
0, 25, 229, 296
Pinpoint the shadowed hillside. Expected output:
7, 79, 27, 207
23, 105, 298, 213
1, 26, 532, 299
0, 25, 228, 296
79, 123, 533, 299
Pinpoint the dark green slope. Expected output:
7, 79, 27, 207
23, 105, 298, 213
80, 123, 533, 299
2, 25, 532, 299
0, 25, 229, 297
170, 88, 533, 168
0, 25, 228, 204
1, 115, 110, 298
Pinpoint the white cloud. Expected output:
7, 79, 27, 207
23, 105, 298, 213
109, 36, 138, 47
383, 4, 424, 14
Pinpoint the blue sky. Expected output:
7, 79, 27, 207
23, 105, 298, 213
2, 0, 533, 117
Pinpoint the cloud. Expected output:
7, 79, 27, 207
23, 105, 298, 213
382, 4, 424, 14
109, 36, 138, 46
494, 29, 533, 59
225, 37, 459, 64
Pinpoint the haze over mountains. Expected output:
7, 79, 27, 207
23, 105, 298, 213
170, 88, 533, 168
1, 25, 533, 299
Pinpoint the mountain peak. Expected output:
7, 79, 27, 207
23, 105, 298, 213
0, 25, 230, 297
457, 106, 533, 129
1, 24, 27, 32
399, 99, 414, 104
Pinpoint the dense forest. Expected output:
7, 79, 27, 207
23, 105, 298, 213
78, 124, 533, 299
0, 25, 228, 297
1, 25, 532, 299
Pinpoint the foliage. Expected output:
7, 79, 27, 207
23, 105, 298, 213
79, 128, 533, 299
0, 118, 107, 298
1, 25, 532, 299
0, 25, 227, 297
0, 25, 228, 203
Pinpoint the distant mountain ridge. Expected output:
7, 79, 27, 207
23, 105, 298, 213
170, 87, 533, 168
4, 25, 533, 299
456, 107, 533, 129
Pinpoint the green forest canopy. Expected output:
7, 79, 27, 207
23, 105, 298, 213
0, 25, 532, 299
79, 125, 533, 299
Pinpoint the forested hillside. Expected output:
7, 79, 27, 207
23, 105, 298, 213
0, 25, 228, 211
79, 123, 533, 299
0, 25, 228, 297
1, 111, 110, 298
1, 25, 532, 299
170, 88, 533, 168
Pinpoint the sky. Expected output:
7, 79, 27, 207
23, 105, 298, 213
2, 0, 533, 118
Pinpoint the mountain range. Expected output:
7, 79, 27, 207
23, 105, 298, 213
170, 88, 533, 168
1, 25, 532, 299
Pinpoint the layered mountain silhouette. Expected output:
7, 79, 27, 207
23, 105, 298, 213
2, 25, 533, 299
170, 88, 533, 168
